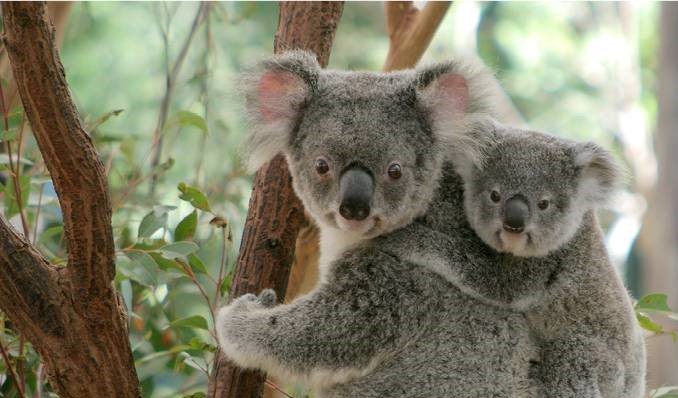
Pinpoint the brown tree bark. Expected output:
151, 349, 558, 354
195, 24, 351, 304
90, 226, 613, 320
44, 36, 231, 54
640, 1, 678, 388
383, 1, 451, 72
207, 3, 344, 398
0, 3, 140, 397
0, 1, 72, 111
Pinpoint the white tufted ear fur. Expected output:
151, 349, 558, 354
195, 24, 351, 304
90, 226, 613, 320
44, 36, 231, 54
572, 142, 623, 206
241, 51, 320, 172
415, 59, 501, 174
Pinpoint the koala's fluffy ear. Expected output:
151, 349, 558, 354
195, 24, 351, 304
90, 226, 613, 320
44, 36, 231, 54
445, 118, 502, 182
414, 59, 499, 173
572, 142, 623, 205
240, 51, 320, 172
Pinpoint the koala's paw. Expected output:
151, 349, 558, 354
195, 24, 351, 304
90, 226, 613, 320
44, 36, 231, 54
231, 289, 277, 310
258, 289, 277, 308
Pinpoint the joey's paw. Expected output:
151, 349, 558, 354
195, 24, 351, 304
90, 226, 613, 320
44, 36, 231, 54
258, 289, 277, 308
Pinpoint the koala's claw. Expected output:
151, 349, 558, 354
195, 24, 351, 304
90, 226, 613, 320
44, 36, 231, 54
258, 289, 277, 308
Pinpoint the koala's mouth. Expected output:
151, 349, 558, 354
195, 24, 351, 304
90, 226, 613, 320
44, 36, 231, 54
330, 213, 382, 235
495, 229, 532, 257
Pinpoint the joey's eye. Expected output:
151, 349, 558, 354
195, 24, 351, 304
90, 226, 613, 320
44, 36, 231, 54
490, 190, 501, 203
387, 163, 402, 180
315, 158, 329, 175
538, 199, 550, 210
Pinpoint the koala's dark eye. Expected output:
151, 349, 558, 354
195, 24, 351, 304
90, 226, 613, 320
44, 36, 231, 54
538, 199, 550, 210
315, 158, 330, 175
387, 163, 402, 180
490, 190, 501, 203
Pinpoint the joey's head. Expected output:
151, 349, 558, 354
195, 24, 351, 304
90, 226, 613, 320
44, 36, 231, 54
241, 51, 496, 239
454, 124, 622, 257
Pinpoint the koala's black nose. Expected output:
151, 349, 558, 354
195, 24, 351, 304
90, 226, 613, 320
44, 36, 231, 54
338, 166, 373, 221
503, 195, 529, 233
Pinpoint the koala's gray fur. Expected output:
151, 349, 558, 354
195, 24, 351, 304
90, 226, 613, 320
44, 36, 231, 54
217, 51, 645, 397
387, 120, 646, 397
218, 51, 540, 397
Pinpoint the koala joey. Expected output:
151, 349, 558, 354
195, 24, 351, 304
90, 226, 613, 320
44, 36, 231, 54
392, 120, 646, 397
217, 51, 541, 397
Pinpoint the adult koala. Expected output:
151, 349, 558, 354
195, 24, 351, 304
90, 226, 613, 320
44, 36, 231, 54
217, 51, 540, 397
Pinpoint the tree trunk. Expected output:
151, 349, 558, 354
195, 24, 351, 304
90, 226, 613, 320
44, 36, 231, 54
640, 1, 678, 388
0, 3, 140, 397
207, 3, 344, 398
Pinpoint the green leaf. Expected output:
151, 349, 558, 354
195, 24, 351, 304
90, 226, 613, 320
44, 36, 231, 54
149, 252, 185, 274
0, 128, 17, 142
188, 337, 217, 353
159, 242, 199, 258
176, 110, 208, 134
635, 293, 672, 313
89, 109, 124, 132
170, 315, 208, 330
124, 251, 159, 286
177, 182, 211, 212
3, 174, 31, 219
220, 272, 234, 296
636, 312, 663, 333
183, 393, 207, 398
188, 254, 208, 275
138, 205, 176, 238
175, 210, 198, 241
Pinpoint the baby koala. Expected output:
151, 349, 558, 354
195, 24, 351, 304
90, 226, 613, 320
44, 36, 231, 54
402, 119, 646, 397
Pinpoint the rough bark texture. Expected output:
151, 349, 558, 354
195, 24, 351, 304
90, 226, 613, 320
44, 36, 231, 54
0, 1, 72, 111
0, 3, 141, 397
207, 3, 344, 398
641, 1, 678, 388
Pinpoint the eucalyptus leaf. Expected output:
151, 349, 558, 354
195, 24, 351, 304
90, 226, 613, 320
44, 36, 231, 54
171, 315, 208, 330
175, 210, 198, 241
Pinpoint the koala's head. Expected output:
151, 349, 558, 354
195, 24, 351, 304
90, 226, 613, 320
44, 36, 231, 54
453, 122, 621, 257
241, 51, 495, 239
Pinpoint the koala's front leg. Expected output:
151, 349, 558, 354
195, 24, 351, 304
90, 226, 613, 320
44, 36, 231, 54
216, 253, 422, 386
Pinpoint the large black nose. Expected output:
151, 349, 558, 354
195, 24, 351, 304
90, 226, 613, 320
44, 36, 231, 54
338, 166, 373, 221
503, 195, 529, 233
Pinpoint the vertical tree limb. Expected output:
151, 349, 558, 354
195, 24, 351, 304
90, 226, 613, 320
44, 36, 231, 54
1, 2, 140, 397
383, 1, 451, 72
208, 2, 344, 398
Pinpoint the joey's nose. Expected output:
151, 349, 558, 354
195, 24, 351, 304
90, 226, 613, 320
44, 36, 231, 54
338, 166, 373, 221
503, 196, 529, 233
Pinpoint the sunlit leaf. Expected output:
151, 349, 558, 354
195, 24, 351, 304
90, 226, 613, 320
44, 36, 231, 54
89, 109, 124, 132
171, 315, 208, 330
636, 312, 663, 333
138, 205, 176, 238
176, 110, 208, 134
635, 293, 673, 313
175, 210, 198, 241
188, 254, 208, 275
124, 251, 159, 286
177, 182, 211, 212
159, 242, 199, 258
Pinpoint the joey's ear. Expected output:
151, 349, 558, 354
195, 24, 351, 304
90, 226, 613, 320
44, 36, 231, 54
572, 142, 623, 205
240, 51, 320, 172
446, 118, 502, 181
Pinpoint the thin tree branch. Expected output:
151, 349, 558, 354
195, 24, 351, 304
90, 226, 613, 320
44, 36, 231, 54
149, 2, 210, 194
383, 1, 451, 71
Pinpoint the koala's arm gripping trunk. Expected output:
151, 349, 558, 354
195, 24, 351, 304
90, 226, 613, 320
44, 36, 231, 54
208, 3, 345, 397
217, 250, 437, 387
